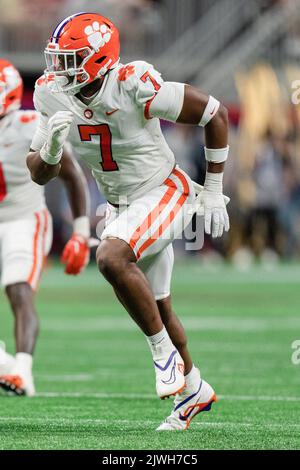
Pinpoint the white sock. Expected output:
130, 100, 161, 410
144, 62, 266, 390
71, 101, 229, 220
146, 327, 174, 360
185, 365, 200, 388
12, 353, 33, 379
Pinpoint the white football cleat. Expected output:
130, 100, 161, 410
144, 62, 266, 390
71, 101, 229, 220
156, 373, 217, 431
0, 374, 35, 397
154, 349, 186, 399
0, 349, 16, 375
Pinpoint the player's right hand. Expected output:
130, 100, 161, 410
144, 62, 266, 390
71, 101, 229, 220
200, 189, 230, 238
46, 111, 73, 157
191, 181, 230, 238
61, 234, 90, 275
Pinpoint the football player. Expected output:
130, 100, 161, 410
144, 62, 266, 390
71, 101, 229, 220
26, 12, 230, 430
0, 59, 90, 396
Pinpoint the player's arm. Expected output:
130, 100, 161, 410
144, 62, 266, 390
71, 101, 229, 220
58, 147, 91, 276
27, 110, 91, 275
27, 149, 61, 185
177, 85, 228, 151
58, 146, 89, 225
149, 81, 229, 238
178, 85, 229, 238
26, 111, 73, 185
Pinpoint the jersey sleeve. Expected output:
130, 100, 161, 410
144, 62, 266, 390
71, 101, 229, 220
30, 76, 50, 151
33, 75, 50, 117
132, 61, 164, 106
30, 113, 49, 151
17, 111, 39, 143
120, 61, 185, 122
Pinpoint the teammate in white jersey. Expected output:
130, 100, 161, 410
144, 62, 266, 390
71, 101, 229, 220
27, 13, 230, 430
0, 59, 91, 396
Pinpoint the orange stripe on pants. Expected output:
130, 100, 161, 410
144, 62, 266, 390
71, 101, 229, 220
136, 169, 190, 260
33, 209, 49, 290
27, 212, 41, 287
172, 168, 190, 195
129, 178, 177, 252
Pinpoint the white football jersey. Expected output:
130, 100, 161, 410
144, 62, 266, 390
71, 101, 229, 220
0, 110, 46, 222
32, 61, 176, 204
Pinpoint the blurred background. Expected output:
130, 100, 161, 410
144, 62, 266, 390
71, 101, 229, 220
1, 0, 300, 267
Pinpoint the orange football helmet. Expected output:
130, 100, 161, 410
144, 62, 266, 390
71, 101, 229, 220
44, 12, 120, 94
0, 59, 23, 117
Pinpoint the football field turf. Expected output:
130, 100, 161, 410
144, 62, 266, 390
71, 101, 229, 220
1, 260, 300, 450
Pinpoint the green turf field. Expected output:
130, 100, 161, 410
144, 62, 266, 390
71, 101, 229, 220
0, 259, 300, 450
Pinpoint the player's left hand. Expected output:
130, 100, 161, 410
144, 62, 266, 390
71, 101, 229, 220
200, 189, 230, 238
61, 234, 90, 275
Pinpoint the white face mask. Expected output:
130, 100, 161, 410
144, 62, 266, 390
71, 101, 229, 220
44, 46, 93, 94
0, 67, 22, 116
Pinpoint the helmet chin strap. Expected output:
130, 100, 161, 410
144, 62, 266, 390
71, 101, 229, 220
54, 74, 87, 96
51, 56, 120, 96
98, 59, 113, 77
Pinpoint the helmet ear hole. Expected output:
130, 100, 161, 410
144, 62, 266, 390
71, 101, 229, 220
95, 56, 107, 64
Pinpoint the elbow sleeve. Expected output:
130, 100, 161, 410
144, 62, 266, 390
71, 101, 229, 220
149, 82, 185, 122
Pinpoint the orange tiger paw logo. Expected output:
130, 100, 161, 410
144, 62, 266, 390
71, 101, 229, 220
118, 65, 135, 81
20, 112, 37, 123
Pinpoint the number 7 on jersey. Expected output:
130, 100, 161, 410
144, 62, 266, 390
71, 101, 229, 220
78, 124, 119, 172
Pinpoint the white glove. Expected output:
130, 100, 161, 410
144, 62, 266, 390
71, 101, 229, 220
192, 174, 230, 239
40, 111, 73, 165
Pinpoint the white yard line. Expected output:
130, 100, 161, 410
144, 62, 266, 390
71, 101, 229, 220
0, 416, 299, 430
41, 316, 300, 332
36, 374, 93, 382
33, 391, 300, 402
36, 392, 155, 399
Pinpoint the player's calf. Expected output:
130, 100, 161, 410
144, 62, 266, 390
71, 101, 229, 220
157, 296, 193, 375
5, 283, 39, 354
0, 283, 37, 396
98, 239, 185, 397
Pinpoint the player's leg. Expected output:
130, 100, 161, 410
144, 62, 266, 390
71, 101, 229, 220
141, 238, 216, 431
97, 237, 187, 398
157, 296, 193, 375
0, 225, 16, 375
5, 282, 39, 353
97, 238, 164, 336
138, 243, 193, 373
98, 204, 163, 335
0, 209, 52, 396
2, 282, 38, 396
156, 296, 216, 431
99, 167, 194, 399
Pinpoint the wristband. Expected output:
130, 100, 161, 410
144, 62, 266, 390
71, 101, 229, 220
204, 172, 223, 193
204, 146, 229, 163
73, 216, 90, 239
40, 143, 62, 165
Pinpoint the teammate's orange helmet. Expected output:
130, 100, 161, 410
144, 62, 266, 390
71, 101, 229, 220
0, 59, 23, 117
44, 12, 120, 94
